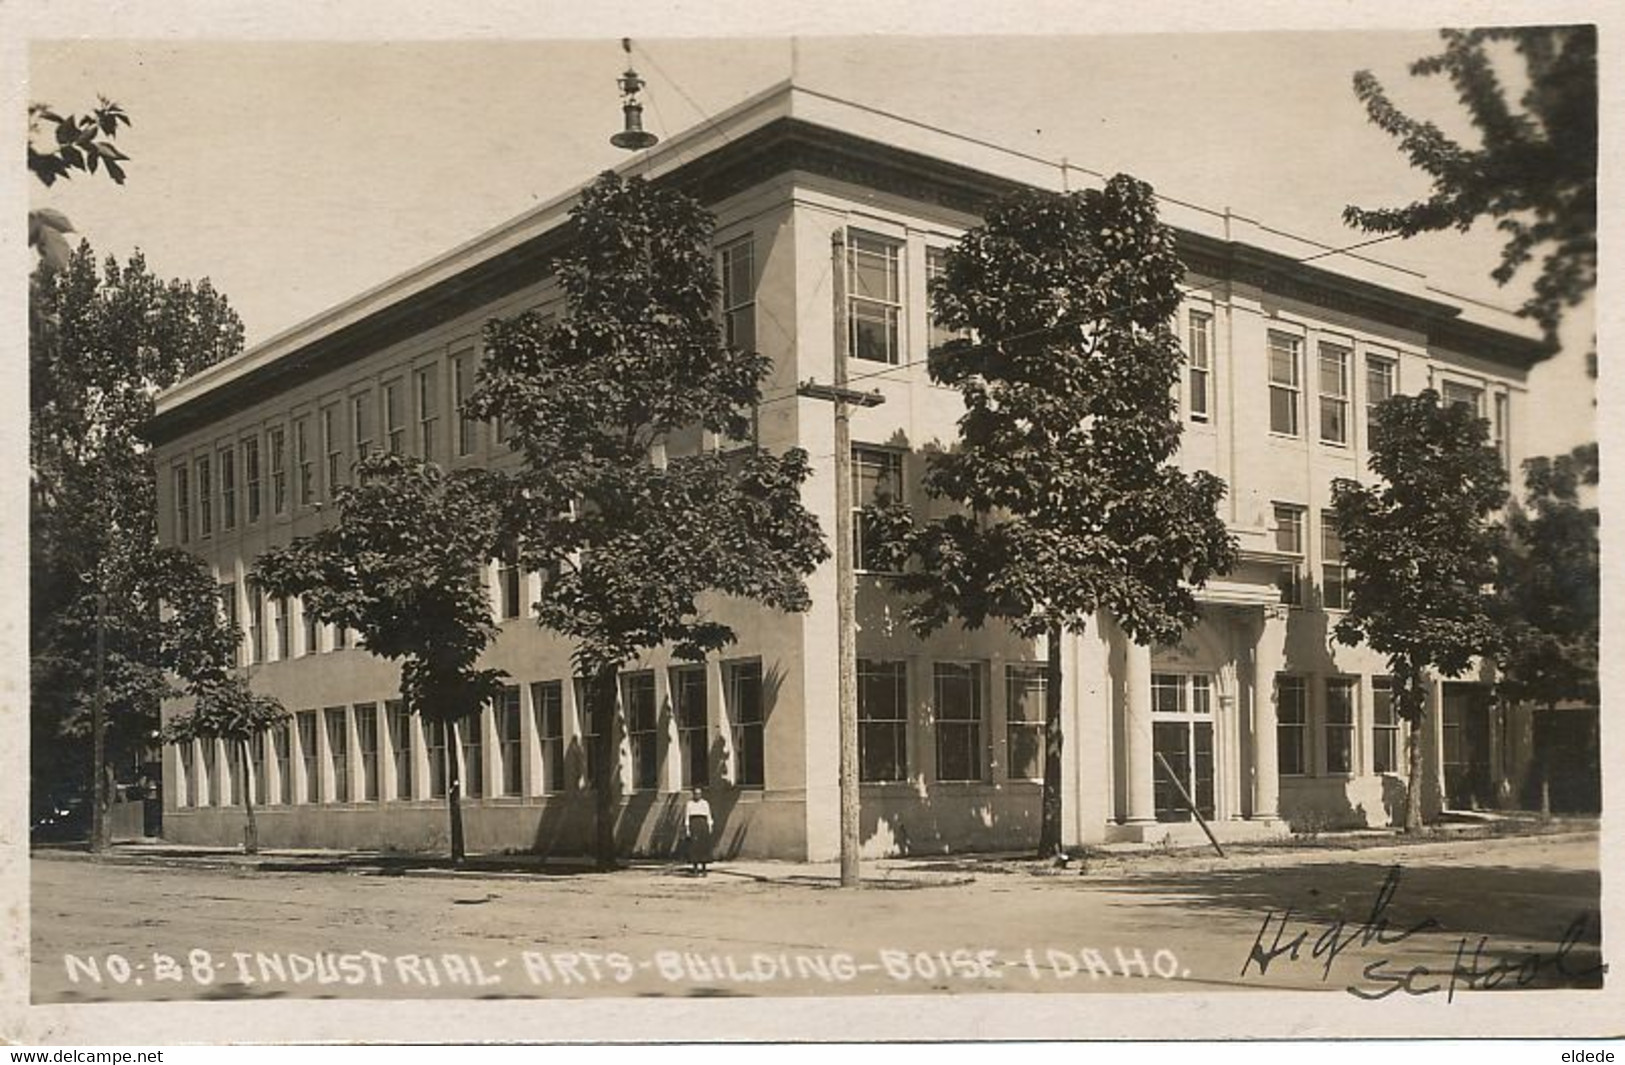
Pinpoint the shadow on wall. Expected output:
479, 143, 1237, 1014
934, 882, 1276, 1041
859, 784, 1041, 858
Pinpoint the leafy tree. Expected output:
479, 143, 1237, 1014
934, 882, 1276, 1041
30, 242, 245, 831
467, 171, 828, 869
1344, 27, 1596, 346
251, 453, 510, 865
1495, 442, 1598, 710
162, 676, 288, 854
1331, 390, 1507, 832
28, 98, 131, 269
865, 176, 1237, 857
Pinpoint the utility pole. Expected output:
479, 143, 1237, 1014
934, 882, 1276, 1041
798, 230, 884, 888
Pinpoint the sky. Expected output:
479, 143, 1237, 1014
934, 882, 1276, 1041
18, 6, 1603, 461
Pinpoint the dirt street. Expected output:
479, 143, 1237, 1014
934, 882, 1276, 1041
30, 832, 1602, 1003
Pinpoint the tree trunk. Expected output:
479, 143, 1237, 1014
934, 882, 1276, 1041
592, 667, 620, 870
238, 739, 259, 855
1399, 660, 1426, 834
446, 720, 466, 866
1038, 618, 1065, 858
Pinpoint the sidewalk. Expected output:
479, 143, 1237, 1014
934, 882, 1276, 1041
31, 817, 1596, 885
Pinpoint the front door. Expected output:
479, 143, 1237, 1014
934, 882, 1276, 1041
1151, 673, 1216, 822
1441, 683, 1491, 809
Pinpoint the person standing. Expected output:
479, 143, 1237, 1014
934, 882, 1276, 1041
684, 787, 714, 876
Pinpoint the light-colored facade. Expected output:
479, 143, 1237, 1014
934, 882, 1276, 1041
151, 83, 1548, 858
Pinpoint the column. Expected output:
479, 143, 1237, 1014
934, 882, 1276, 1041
1252, 608, 1287, 822
1121, 637, 1156, 825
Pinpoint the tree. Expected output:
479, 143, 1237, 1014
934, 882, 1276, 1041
251, 453, 511, 865
28, 98, 131, 269
1344, 27, 1596, 347
467, 171, 828, 869
161, 677, 288, 854
865, 176, 1237, 857
1331, 390, 1507, 832
30, 242, 246, 836
1495, 443, 1598, 803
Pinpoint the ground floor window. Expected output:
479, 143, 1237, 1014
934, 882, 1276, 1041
386, 700, 412, 800
272, 723, 291, 805
727, 660, 765, 788
1372, 678, 1400, 774
1324, 678, 1357, 775
296, 711, 318, 803
1152, 673, 1215, 822
858, 659, 907, 782
623, 672, 659, 791
248, 734, 265, 806
427, 719, 447, 799
178, 743, 195, 807
575, 679, 602, 789
1277, 675, 1307, 777
672, 665, 709, 788
356, 703, 379, 801
934, 662, 984, 782
532, 682, 565, 793
1005, 664, 1047, 781
497, 685, 522, 796
458, 714, 484, 798
324, 707, 349, 803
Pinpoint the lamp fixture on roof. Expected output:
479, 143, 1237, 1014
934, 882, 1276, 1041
610, 38, 659, 152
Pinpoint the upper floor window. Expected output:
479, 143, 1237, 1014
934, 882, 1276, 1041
416, 365, 439, 461
294, 417, 314, 507
243, 436, 262, 524
1273, 502, 1305, 606
321, 405, 343, 498
1267, 332, 1302, 436
1321, 510, 1347, 610
719, 237, 756, 353
847, 231, 901, 364
195, 455, 213, 538
1493, 392, 1510, 472
1318, 343, 1350, 446
852, 446, 903, 572
384, 380, 405, 455
268, 426, 288, 515
925, 246, 959, 353
452, 351, 477, 458
173, 465, 190, 544
352, 392, 374, 461
1186, 310, 1214, 424
1441, 379, 1484, 417
218, 446, 236, 531
1365, 354, 1396, 434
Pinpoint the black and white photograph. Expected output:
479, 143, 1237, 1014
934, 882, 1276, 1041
7, 0, 1617, 1048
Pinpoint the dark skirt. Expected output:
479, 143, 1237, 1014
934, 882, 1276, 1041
687, 815, 713, 864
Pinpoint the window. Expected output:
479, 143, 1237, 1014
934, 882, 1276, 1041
268, 426, 287, 515
672, 665, 709, 788
1005, 664, 1047, 781
387, 700, 413, 800
250, 733, 268, 805
173, 465, 190, 544
852, 446, 903, 572
301, 598, 318, 655
272, 721, 291, 804
1151, 673, 1215, 822
219, 446, 236, 531
295, 417, 314, 507
198, 741, 215, 806
934, 662, 984, 782
1372, 678, 1400, 775
452, 352, 477, 457
1493, 392, 1510, 471
384, 380, 405, 454
219, 740, 236, 806
1268, 332, 1302, 436
1365, 354, 1396, 433
1273, 503, 1306, 606
426, 718, 447, 800
1442, 379, 1484, 417
296, 711, 318, 802
623, 672, 659, 791
247, 590, 264, 664
355, 703, 379, 801
497, 685, 522, 797
720, 237, 755, 352
1186, 310, 1213, 424
196, 455, 213, 537
219, 582, 240, 665
847, 231, 901, 364
324, 707, 349, 803
273, 596, 290, 660
333, 622, 348, 651
352, 392, 374, 461
858, 659, 907, 782
1277, 675, 1307, 776
576, 678, 603, 789
925, 246, 958, 352
727, 660, 764, 788
243, 436, 262, 523
531, 682, 565, 793
499, 561, 522, 620
177, 742, 194, 807
1325, 678, 1356, 776
1318, 342, 1350, 445
458, 715, 484, 798
416, 365, 439, 461
1321, 510, 1347, 610
322, 405, 343, 498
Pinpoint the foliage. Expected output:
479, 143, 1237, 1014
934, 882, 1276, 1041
162, 676, 288, 749
866, 175, 1237, 855
28, 98, 131, 269
467, 170, 828, 864
1344, 27, 1596, 344
30, 242, 245, 814
251, 452, 511, 862
1331, 390, 1507, 829
1495, 442, 1598, 708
